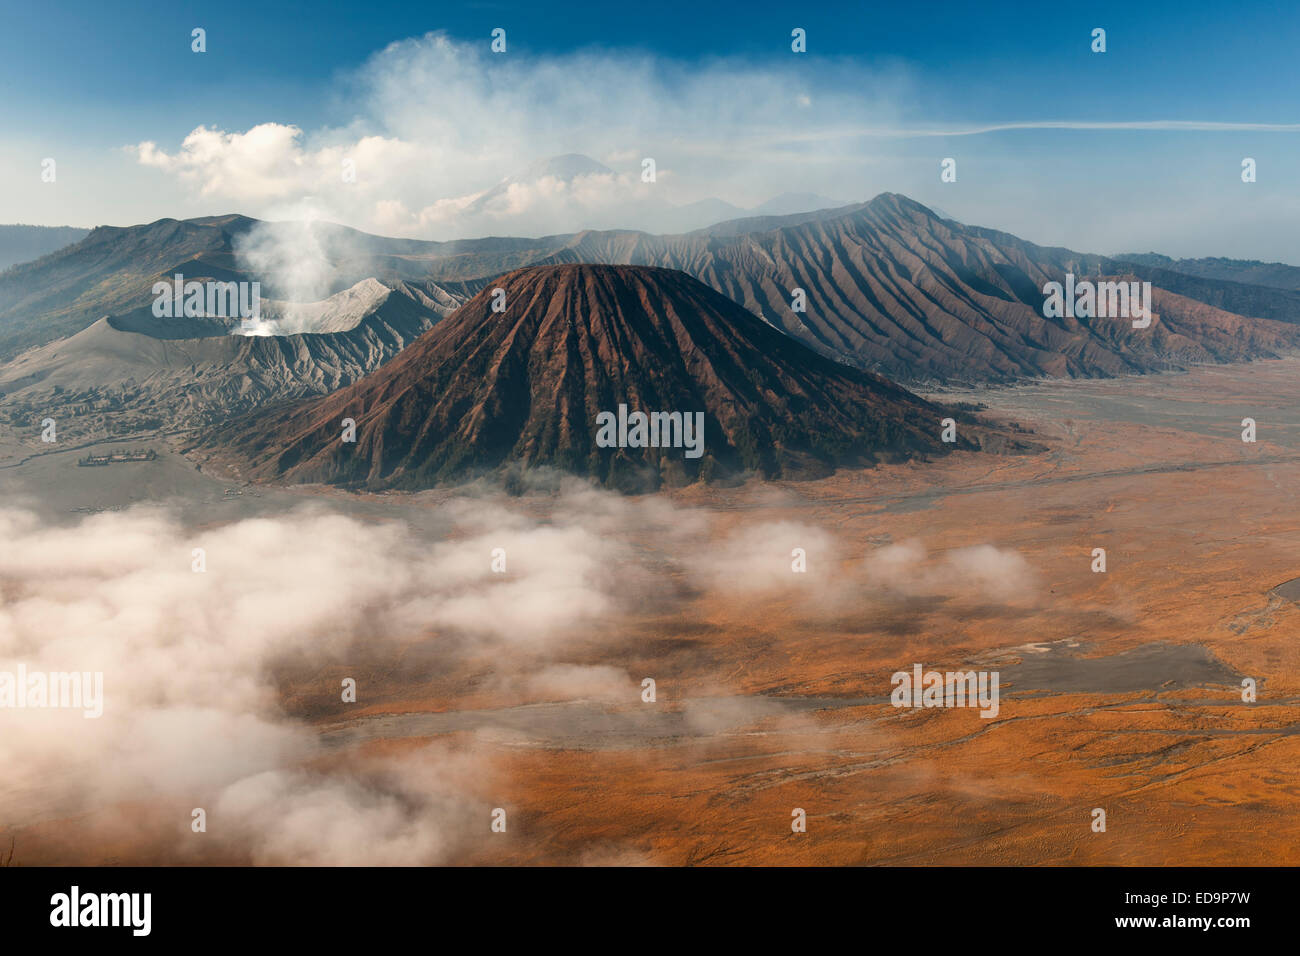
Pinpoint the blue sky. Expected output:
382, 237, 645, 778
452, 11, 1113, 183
3, 0, 1299, 260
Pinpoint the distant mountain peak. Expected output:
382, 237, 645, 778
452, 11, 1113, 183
751, 191, 845, 216
503, 153, 614, 185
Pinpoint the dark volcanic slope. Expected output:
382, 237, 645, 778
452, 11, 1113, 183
198, 265, 1009, 491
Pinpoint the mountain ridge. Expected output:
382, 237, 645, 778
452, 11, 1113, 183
4, 195, 1298, 383
193, 264, 1030, 491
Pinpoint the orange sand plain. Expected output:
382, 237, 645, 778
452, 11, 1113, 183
9, 360, 1300, 865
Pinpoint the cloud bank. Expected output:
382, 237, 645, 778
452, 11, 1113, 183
0, 500, 632, 863
0, 489, 1037, 864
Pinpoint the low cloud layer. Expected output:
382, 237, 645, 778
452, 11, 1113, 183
0, 500, 632, 863
689, 521, 1037, 610
0, 487, 1036, 863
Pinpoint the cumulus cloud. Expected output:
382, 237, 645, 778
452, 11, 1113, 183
211, 748, 487, 866
864, 539, 1037, 602
133, 124, 423, 205
683, 522, 1036, 609
684, 519, 844, 600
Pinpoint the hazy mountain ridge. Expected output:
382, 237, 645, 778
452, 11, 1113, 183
0, 224, 90, 272
4, 195, 1299, 384
1103, 260, 1300, 326
1116, 253, 1300, 292
0, 214, 488, 360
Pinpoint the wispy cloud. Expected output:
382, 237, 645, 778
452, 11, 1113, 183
839, 120, 1300, 138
